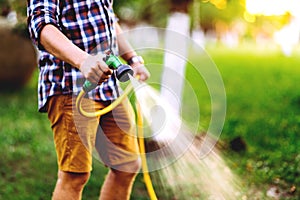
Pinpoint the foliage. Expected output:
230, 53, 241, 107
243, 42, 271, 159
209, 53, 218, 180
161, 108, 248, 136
10, 0, 27, 17
114, 0, 246, 29
198, 0, 245, 29
114, 0, 170, 27
8, 0, 247, 29
0, 0, 9, 8
0, 27, 36, 91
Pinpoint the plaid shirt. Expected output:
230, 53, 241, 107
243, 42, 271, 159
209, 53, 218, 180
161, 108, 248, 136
27, 0, 119, 112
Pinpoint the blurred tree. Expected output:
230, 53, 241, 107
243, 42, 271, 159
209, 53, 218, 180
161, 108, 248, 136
114, 0, 170, 27
0, 26, 37, 90
0, 0, 36, 90
7, 0, 290, 33
114, 0, 246, 33
8, 0, 245, 29
0, 0, 10, 17
9, 0, 26, 18
198, 0, 245, 32
170, 0, 192, 13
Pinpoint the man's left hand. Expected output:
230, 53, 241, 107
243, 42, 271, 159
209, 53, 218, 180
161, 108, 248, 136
131, 63, 150, 82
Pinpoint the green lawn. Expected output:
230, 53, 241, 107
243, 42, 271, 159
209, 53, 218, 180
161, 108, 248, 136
0, 44, 299, 199
207, 44, 300, 199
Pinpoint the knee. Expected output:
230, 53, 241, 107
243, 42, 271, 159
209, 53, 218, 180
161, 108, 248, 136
58, 171, 90, 191
117, 158, 141, 174
131, 158, 142, 173
111, 159, 142, 179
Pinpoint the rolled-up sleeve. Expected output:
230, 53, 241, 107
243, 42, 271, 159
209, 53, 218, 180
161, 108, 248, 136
27, 0, 59, 49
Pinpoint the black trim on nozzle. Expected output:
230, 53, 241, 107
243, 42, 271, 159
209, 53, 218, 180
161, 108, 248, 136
116, 64, 134, 82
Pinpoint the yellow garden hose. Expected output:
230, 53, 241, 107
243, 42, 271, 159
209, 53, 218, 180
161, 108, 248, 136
75, 82, 134, 118
136, 102, 158, 200
75, 78, 158, 200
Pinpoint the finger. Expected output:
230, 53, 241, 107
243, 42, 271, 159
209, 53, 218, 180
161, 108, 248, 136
133, 70, 137, 77
91, 66, 102, 80
89, 62, 110, 82
88, 67, 109, 83
101, 74, 111, 81
98, 78, 108, 85
89, 73, 110, 86
94, 67, 111, 80
87, 75, 100, 85
139, 74, 146, 81
97, 61, 112, 75
95, 73, 111, 85
133, 67, 139, 77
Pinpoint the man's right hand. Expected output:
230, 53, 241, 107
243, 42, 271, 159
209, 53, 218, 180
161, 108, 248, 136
79, 54, 113, 85
40, 25, 112, 86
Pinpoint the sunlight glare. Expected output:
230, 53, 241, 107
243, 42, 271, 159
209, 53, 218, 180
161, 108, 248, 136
246, 0, 300, 16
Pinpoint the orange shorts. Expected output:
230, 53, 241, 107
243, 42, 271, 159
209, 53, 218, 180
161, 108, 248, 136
47, 95, 140, 173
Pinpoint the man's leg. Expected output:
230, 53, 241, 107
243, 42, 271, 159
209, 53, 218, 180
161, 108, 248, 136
99, 160, 141, 200
52, 171, 90, 200
47, 95, 100, 200
95, 99, 141, 200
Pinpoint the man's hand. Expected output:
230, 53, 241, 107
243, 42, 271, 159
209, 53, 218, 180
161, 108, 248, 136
131, 63, 150, 82
40, 25, 112, 85
115, 23, 150, 81
80, 54, 113, 85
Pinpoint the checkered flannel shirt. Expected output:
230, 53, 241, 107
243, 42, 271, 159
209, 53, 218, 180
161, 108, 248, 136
27, 0, 119, 112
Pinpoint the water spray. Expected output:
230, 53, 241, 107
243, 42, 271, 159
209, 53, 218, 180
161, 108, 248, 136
75, 53, 158, 200
130, 83, 243, 199
76, 52, 242, 199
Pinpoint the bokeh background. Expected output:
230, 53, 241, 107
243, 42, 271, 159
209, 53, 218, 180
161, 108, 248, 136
0, 0, 299, 199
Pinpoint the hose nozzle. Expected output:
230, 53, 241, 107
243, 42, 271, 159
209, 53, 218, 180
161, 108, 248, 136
104, 54, 133, 82
116, 64, 134, 82
82, 54, 133, 92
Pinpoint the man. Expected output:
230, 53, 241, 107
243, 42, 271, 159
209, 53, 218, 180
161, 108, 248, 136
27, 0, 150, 199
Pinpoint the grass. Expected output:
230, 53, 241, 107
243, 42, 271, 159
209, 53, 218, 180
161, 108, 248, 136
0, 76, 57, 199
206, 44, 300, 198
0, 43, 299, 199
